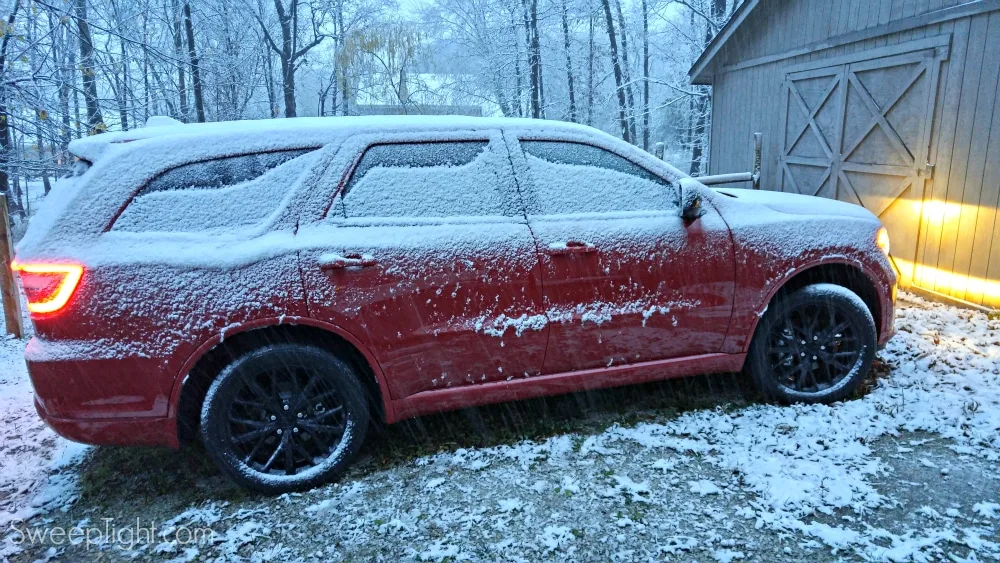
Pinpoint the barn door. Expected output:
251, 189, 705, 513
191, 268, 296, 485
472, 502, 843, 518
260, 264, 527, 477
779, 43, 947, 286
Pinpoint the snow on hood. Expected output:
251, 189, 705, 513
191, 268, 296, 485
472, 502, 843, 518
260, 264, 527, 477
712, 188, 878, 221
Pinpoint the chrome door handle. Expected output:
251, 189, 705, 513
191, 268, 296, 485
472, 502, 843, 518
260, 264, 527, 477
544, 241, 597, 256
319, 253, 377, 270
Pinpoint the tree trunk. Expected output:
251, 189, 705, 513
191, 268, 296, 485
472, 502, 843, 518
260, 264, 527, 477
641, 0, 650, 150
265, 52, 277, 117
183, 1, 206, 122
521, 0, 539, 118
117, 40, 129, 131
0, 2, 20, 211
52, 14, 72, 154
273, 0, 297, 117
561, 0, 577, 122
336, 1, 348, 116
35, 112, 51, 195
281, 59, 296, 118
171, 0, 189, 121
600, 0, 630, 143
613, 0, 636, 143
142, 10, 151, 123
75, 0, 105, 135
511, 9, 523, 117
330, 68, 339, 116
587, 3, 594, 126
530, 0, 543, 117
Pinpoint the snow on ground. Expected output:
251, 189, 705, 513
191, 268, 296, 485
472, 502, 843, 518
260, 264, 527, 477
2, 293, 998, 562
0, 311, 87, 560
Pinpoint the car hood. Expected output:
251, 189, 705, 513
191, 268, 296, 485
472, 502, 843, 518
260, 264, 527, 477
712, 188, 878, 222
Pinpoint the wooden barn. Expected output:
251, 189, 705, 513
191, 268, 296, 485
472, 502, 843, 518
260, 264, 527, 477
690, 0, 1000, 309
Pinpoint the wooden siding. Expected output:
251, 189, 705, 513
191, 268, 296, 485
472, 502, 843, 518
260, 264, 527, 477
705, 1, 1000, 308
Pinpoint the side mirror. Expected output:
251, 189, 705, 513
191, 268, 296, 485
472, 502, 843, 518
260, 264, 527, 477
679, 179, 707, 223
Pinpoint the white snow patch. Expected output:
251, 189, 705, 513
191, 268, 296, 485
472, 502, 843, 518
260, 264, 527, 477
688, 479, 722, 496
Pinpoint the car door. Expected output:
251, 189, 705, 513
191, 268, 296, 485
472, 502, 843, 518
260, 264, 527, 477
299, 132, 548, 399
508, 136, 735, 375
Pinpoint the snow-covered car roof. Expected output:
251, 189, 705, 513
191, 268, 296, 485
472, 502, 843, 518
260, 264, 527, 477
68, 116, 622, 164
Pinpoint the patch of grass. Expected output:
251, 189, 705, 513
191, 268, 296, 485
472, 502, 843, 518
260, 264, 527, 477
362, 371, 754, 474
67, 371, 757, 517
75, 442, 247, 510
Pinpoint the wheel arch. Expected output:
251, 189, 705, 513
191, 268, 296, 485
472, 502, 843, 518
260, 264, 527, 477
169, 319, 392, 443
744, 260, 884, 354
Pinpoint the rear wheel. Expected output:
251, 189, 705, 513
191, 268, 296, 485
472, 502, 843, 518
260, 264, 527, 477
747, 283, 876, 404
200, 343, 368, 494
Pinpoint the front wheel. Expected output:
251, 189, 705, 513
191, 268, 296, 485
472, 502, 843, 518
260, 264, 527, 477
200, 343, 369, 494
747, 283, 876, 404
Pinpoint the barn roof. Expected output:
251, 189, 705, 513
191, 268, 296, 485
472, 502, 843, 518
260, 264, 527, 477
689, 0, 1000, 85
688, 0, 763, 85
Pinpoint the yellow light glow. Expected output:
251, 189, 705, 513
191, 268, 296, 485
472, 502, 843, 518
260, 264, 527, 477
912, 200, 963, 225
895, 258, 1000, 309
876, 227, 891, 256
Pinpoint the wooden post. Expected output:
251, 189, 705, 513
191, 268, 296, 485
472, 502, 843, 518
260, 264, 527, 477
0, 194, 23, 338
654, 142, 665, 160
752, 132, 763, 190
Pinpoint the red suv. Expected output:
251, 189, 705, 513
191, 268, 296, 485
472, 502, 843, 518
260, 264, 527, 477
14, 117, 896, 492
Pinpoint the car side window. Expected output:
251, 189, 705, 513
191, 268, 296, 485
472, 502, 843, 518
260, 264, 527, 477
521, 141, 677, 214
112, 149, 316, 233
335, 141, 517, 219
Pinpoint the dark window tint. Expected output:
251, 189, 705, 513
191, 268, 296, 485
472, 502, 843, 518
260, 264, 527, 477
521, 141, 676, 214
343, 142, 486, 197
338, 141, 514, 218
522, 141, 665, 183
138, 150, 311, 196
112, 148, 318, 233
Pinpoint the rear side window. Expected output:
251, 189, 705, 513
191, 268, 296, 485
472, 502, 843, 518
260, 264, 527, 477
521, 141, 676, 215
334, 141, 517, 219
111, 149, 316, 233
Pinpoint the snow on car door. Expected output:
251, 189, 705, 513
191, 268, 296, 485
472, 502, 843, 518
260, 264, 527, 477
299, 134, 548, 399
511, 138, 735, 374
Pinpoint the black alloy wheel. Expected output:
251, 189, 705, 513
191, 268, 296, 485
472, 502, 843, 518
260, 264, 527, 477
201, 343, 369, 493
747, 283, 877, 404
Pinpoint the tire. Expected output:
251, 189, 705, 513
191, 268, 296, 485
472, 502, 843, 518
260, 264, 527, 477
200, 343, 369, 494
747, 283, 876, 404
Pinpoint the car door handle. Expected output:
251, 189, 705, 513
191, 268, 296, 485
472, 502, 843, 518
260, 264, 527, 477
545, 241, 597, 256
319, 253, 377, 270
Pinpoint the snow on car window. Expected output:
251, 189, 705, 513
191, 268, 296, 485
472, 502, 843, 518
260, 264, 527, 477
136, 150, 310, 195
522, 141, 677, 215
337, 141, 514, 218
111, 149, 318, 233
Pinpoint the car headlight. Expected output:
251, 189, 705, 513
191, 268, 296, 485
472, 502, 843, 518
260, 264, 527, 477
876, 227, 891, 256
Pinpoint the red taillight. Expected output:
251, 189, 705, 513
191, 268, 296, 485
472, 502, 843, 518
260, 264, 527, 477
10, 260, 84, 314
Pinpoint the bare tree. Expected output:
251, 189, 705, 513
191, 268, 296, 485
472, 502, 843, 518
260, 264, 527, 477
586, 0, 594, 126
254, 0, 327, 117
613, 0, 636, 142
560, 0, 576, 122
600, 0, 629, 143
184, 1, 206, 122
641, 0, 649, 149
171, 0, 189, 121
75, 0, 105, 134
0, 0, 22, 210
